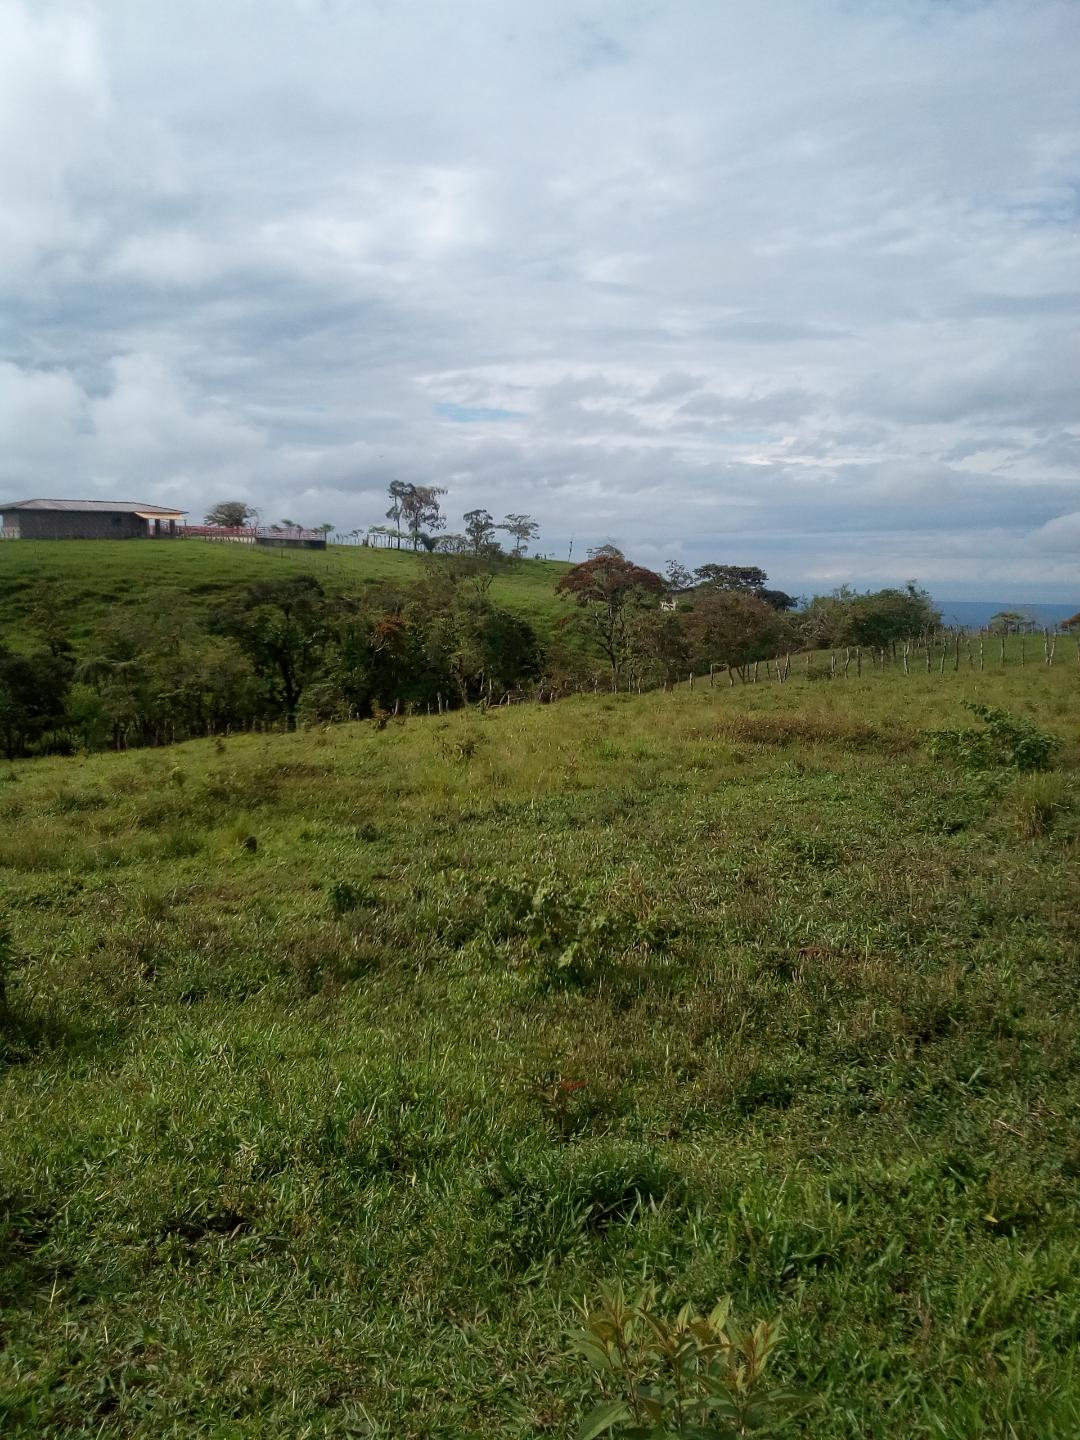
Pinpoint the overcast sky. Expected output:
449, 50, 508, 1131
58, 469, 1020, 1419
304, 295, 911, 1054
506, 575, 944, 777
1, 0, 1077, 598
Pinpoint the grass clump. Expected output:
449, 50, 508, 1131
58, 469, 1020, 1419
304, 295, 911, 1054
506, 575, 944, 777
1003, 772, 1074, 840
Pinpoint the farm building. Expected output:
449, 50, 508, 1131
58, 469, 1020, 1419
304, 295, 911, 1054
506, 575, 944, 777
0, 499, 187, 540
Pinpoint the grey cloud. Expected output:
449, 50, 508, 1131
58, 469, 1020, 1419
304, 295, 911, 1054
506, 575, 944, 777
1, 0, 1078, 597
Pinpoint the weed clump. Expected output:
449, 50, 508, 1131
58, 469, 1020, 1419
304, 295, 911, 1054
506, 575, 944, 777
926, 702, 1060, 772
455, 871, 676, 989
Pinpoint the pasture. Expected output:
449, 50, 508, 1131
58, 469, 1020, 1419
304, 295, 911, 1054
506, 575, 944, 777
0, 539, 572, 646
2, 654, 1078, 1436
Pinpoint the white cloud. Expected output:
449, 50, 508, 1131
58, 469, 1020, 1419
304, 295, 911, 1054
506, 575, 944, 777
0, 0, 1078, 597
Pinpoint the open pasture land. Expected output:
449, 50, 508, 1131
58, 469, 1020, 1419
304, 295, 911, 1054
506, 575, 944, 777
1, 661, 1079, 1436
0, 539, 571, 645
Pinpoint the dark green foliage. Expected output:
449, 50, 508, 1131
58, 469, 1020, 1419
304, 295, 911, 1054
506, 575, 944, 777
926, 702, 1061, 771
800, 584, 940, 649
488, 1145, 689, 1263
328, 879, 375, 916
683, 592, 795, 680
212, 574, 334, 730
0, 645, 73, 759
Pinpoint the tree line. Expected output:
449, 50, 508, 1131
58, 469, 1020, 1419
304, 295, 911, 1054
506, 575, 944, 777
0, 564, 548, 758
555, 548, 941, 689
1, 541, 951, 758
204, 486, 541, 558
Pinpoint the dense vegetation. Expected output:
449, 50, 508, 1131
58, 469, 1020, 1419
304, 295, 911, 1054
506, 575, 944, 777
1, 630, 1078, 1435
0, 540, 948, 758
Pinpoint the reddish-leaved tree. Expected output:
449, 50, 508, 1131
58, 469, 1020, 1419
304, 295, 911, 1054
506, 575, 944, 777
556, 549, 664, 683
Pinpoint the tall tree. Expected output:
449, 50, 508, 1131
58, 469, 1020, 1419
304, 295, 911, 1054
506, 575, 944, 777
989, 610, 1035, 634
693, 563, 795, 611
212, 576, 334, 730
556, 551, 664, 682
385, 481, 412, 548
626, 607, 689, 690
401, 485, 447, 550
799, 584, 939, 649
27, 582, 74, 658
0, 645, 73, 759
463, 508, 499, 557
501, 513, 539, 557
694, 564, 769, 593
663, 560, 693, 593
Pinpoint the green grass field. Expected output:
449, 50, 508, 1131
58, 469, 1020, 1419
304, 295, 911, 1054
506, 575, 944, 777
0, 539, 572, 646
2, 636, 1078, 1435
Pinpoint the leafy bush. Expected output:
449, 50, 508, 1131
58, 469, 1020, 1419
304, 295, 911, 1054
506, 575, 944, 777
925, 703, 1060, 772
467, 872, 675, 989
572, 1283, 808, 1438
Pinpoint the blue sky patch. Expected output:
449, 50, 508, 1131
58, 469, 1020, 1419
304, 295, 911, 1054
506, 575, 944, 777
436, 403, 525, 424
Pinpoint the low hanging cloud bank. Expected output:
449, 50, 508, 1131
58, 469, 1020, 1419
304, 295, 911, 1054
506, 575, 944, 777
1, 0, 1077, 600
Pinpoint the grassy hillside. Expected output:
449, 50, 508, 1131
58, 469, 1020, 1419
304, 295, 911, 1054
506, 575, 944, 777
0, 540, 572, 645
2, 659, 1078, 1436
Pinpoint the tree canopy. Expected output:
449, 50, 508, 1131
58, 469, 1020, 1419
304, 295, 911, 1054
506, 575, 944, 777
556, 550, 664, 681
204, 501, 257, 528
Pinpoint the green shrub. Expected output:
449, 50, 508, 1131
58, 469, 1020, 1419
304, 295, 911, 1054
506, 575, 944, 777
468, 872, 675, 989
925, 702, 1060, 772
572, 1283, 808, 1438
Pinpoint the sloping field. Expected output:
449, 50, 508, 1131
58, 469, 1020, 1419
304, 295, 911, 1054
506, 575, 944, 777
1, 663, 1078, 1436
0, 540, 571, 644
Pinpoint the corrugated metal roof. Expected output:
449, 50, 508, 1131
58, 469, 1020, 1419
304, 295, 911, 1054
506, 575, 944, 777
0, 498, 187, 515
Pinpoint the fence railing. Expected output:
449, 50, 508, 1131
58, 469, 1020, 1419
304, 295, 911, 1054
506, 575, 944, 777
182, 524, 326, 543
